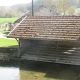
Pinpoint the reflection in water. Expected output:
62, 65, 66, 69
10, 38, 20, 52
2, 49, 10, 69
0, 61, 80, 80
0, 67, 20, 80
20, 61, 80, 80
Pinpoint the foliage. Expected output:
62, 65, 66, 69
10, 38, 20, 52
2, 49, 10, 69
0, 38, 18, 47
43, 0, 57, 9
2, 31, 10, 35
0, 6, 22, 18
0, 0, 79, 17
67, 6, 76, 15
34, 0, 43, 7
56, 0, 71, 15
42, 0, 77, 15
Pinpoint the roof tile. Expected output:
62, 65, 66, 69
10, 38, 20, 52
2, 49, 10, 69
8, 16, 80, 41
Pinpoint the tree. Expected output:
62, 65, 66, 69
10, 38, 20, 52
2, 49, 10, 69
0, 6, 7, 17
67, 6, 76, 15
56, 0, 71, 15
6, 8, 22, 18
17, 4, 25, 12
34, 0, 43, 7
43, 0, 57, 9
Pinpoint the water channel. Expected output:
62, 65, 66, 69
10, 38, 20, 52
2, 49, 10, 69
0, 60, 80, 80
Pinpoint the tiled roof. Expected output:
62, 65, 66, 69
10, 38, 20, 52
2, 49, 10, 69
8, 16, 80, 41
14, 5, 59, 23
26, 5, 59, 16
25, 5, 45, 16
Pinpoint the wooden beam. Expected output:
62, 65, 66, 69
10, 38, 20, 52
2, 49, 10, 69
56, 41, 59, 62
15, 38, 20, 57
32, 0, 34, 16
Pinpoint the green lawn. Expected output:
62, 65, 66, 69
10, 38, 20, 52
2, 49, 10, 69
0, 38, 18, 47
0, 18, 17, 23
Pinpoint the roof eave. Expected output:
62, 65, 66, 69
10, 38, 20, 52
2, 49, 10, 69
7, 36, 79, 42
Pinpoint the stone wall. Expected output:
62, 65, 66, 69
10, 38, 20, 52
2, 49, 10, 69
0, 47, 18, 60
7, 23, 14, 31
7, 23, 19, 31
20, 39, 33, 53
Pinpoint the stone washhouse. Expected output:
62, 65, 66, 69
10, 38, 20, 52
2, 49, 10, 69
7, 5, 80, 65
8, 16, 80, 66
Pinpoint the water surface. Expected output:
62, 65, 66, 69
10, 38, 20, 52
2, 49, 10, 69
0, 61, 80, 80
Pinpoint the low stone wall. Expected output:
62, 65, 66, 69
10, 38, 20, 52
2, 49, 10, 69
0, 47, 18, 60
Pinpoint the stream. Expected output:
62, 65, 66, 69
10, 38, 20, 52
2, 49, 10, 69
0, 61, 80, 80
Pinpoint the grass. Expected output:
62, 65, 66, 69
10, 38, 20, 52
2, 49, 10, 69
0, 38, 18, 47
0, 18, 17, 24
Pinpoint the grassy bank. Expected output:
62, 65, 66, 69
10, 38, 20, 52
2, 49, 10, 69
0, 38, 18, 47
0, 18, 17, 23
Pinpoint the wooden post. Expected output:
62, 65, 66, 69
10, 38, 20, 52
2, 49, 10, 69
16, 38, 20, 57
55, 41, 59, 77
18, 39, 21, 57
56, 41, 59, 62
32, 0, 34, 16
